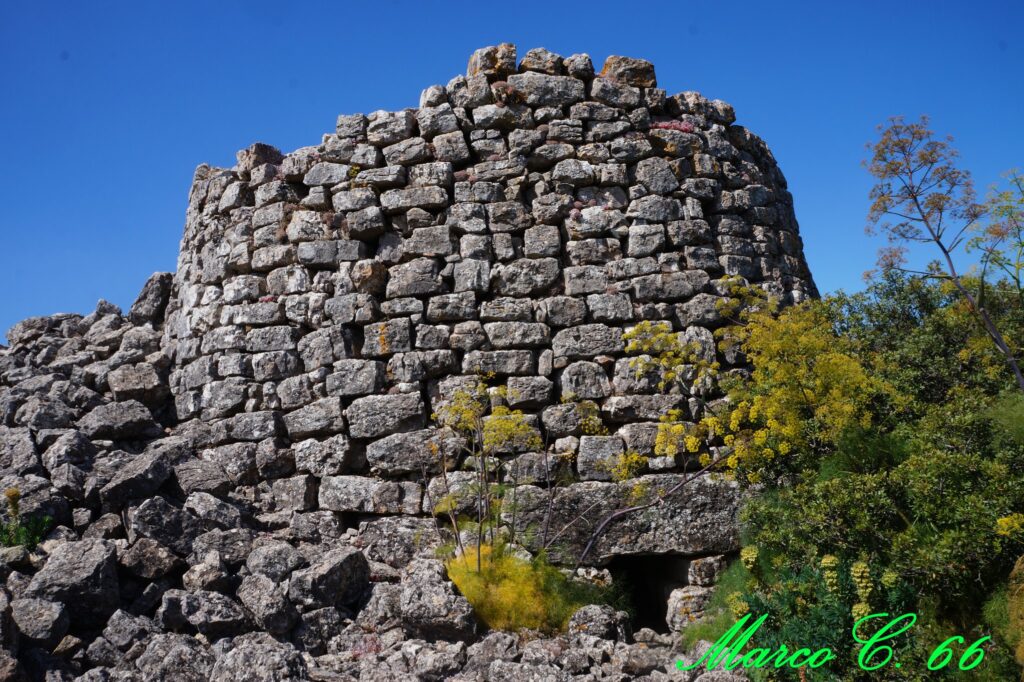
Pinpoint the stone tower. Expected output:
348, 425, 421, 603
0, 44, 816, 678
157, 43, 815, 561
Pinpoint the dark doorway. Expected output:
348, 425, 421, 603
606, 554, 690, 633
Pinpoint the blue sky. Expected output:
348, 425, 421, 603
1, 1, 1022, 340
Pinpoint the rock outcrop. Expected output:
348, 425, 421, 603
0, 44, 814, 679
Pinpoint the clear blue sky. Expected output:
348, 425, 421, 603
2, 1, 1022, 341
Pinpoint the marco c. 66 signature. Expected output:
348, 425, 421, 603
678, 612, 991, 674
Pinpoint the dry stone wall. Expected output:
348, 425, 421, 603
0, 44, 815, 679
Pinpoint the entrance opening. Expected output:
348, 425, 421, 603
606, 554, 690, 633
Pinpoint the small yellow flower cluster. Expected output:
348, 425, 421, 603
820, 554, 840, 593
726, 591, 750, 618
626, 481, 649, 506
434, 381, 488, 434
483, 405, 542, 454
578, 400, 608, 436
851, 601, 873, 621
603, 451, 648, 482
851, 560, 873, 603
740, 545, 759, 570
995, 513, 1024, 538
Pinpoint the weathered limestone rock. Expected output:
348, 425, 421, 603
99, 450, 171, 509
319, 475, 422, 514
134, 632, 216, 680
209, 633, 308, 680
355, 516, 442, 568
237, 573, 297, 634
506, 475, 740, 565
128, 272, 173, 325
365, 428, 463, 476
120, 538, 183, 579
11, 598, 68, 648
0, 427, 39, 475
577, 435, 624, 481
468, 43, 517, 79
25, 539, 118, 627
78, 400, 159, 440
245, 539, 304, 582
156, 589, 250, 639
667, 585, 715, 632
599, 55, 658, 87
346, 393, 425, 439
399, 559, 477, 641
287, 547, 370, 609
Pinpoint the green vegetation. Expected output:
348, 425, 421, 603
655, 120, 1024, 679
446, 543, 606, 633
1, 488, 51, 550
673, 271, 1024, 680
430, 380, 615, 632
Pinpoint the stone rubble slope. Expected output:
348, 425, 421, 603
0, 43, 813, 680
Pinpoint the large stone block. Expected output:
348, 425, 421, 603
326, 360, 385, 397
462, 350, 535, 376
492, 258, 560, 297
506, 474, 740, 565
319, 476, 422, 515
347, 394, 425, 439
283, 398, 346, 439
26, 539, 118, 627
552, 324, 624, 358
365, 428, 464, 476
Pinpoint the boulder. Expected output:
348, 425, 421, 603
156, 589, 250, 639
287, 546, 370, 610
10, 597, 68, 648
78, 400, 159, 440
209, 633, 308, 681
237, 573, 297, 634
26, 539, 118, 627
399, 559, 477, 641
99, 449, 171, 509
507, 475, 740, 565
246, 540, 304, 582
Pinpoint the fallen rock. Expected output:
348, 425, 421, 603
209, 632, 308, 681
99, 449, 171, 509
25, 538, 118, 627
288, 546, 369, 610
399, 559, 477, 642
10, 597, 68, 648
237, 573, 297, 634
156, 589, 251, 639
78, 400, 159, 440
120, 537, 184, 579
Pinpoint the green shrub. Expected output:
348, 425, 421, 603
674, 272, 1024, 679
982, 585, 1016, 654
447, 543, 605, 633
990, 392, 1024, 446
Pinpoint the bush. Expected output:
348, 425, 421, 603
675, 273, 1024, 679
446, 544, 605, 633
